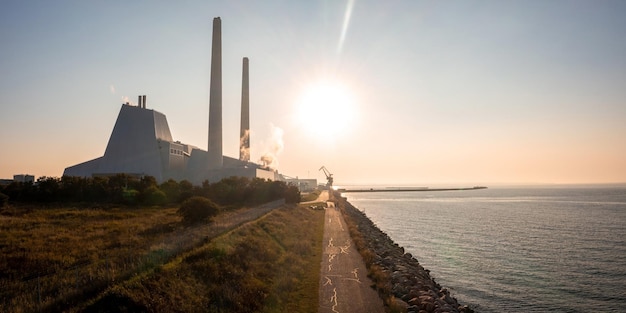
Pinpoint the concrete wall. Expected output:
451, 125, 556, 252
64, 105, 170, 181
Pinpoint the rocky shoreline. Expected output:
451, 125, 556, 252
336, 193, 475, 313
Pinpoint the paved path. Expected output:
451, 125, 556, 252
318, 191, 385, 313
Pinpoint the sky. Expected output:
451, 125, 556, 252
1, 0, 625, 186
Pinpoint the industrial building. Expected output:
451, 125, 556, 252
64, 17, 278, 185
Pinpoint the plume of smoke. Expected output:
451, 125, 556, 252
121, 96, 136, 106
259, 124, 284, 170
109, 84, 116, 94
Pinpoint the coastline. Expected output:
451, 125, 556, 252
334, 191, 474, 313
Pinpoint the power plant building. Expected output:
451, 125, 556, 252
64, 17, 278, 185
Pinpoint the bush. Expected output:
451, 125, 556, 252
122, 189, 139, 204
177, 196, 220, 225
142, 186, 167, 206
285, 185, 301, 204
0, 192, 8, 207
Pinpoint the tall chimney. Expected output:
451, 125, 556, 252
239, 57, 250, 162
138, 95, 142, 108
142, 95, 146, 109
208, 17, 223, 169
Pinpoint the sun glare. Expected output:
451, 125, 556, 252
295, 80, 357, 139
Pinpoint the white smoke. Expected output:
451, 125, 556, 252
109, 84, 116, 94
121, 95, 136, 106
259, 124, 284, 170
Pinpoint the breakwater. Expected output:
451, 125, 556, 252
339, 186, 486, 193
335, 192, 474, 313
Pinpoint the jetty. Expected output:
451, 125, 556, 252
339, 186, 487, 193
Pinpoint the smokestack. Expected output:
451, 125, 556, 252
208, 17, 223, 169
138, 95, 142, 108
240, 57, 250, 162
142, 95, 146, 109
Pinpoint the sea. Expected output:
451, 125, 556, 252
342, 186, 626, 313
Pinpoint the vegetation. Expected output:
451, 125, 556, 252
177, 196, 220, 225
0, 175, 305, 312
1, 174, 300, 207
300, 189, 322, 202
0, 191, 7, 207
82, 204, 325, 313
0, 205, 182, 312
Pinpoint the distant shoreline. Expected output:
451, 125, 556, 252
339, 186, 487, 193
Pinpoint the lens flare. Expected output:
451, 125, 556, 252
295, 80, 357, 139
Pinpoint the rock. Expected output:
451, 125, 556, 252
391, 297, 409, 310
408, 297, 419, 305
406, 305, 419, 313
336, 195, 472, 313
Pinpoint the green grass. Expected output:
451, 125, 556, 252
80, 204, 325, 313
300, 190, 322, 202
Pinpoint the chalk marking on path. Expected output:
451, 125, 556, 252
331, 288, 339, 313
339, 240, 351, 254
351, 268, 362, 283
328, 237, 334, 248
328, 263, 333, 271
324, 276, 333, 286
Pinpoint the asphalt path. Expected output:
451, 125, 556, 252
318, 191, 385, 313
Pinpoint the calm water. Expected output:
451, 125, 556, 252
343, 187, 626, 312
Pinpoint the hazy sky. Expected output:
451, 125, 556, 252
1, 1, 625, 185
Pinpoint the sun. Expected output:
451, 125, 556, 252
295, 80, 357, 140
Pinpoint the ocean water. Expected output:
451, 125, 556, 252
343, 187, 626, 312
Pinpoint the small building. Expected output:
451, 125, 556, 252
13, 174, 35, 183
284, 177, 318, 192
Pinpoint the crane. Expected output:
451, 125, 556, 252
319, 166, 334, 188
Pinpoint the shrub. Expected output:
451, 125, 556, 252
142, 186, 167, 206
0, 192, 8, 207
159, 179, 180, 204
177, 196, 220, 225
122, 189, 140, 204
285, 185, 301, 204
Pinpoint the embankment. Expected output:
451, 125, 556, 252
335, 192, 474, 313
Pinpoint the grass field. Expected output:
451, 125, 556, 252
1, 202, 324, 312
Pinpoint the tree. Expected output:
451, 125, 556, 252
0, 192, 8, 207
159, 179, 180, 204
142, 186, 167, 206
178, 196, 220, 225
285, 185, 301, 204
36, 176, 61, 203
178, 180, 194, 203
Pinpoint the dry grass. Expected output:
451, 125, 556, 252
300, 190, 322, 202
0, 200, 292, 313
80, 204, 325, 313
1, 204, 181, 312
